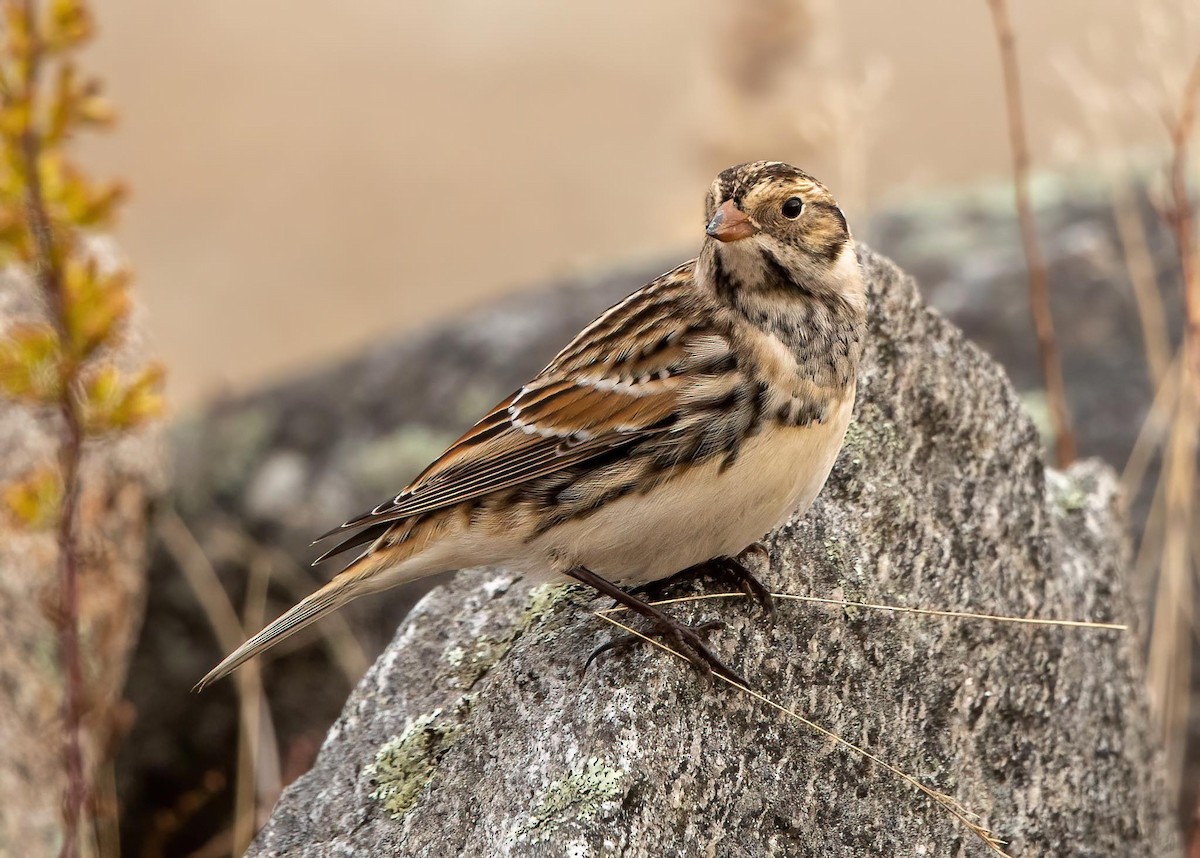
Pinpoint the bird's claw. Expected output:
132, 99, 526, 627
711, 555, 775, 616
585, 618, 748, 687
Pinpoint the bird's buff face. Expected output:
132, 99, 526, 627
701, 161, 860, 309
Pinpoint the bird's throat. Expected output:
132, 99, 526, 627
700, 240, 866, 393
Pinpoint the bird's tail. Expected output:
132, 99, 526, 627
193, 551, 397, 692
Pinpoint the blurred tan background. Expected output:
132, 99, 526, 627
79, 0, 1162, 407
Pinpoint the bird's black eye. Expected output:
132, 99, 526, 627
782, 197, 804, 219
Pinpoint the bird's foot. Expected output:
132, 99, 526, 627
707, 551, 775, 616
585, 618, 727, 676
565, 566, 750, 688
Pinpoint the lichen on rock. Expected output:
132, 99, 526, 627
442, 583, 581, 689
509, 757, 627, 845
366, 705, 468, 818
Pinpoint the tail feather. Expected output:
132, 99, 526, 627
193, 572, 360, 692
196, 513, 468, 692
311, 521, 392, 566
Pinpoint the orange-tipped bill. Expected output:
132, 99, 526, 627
706, 200, 759, 242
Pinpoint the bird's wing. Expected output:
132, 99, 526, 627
315, 263, 742, 556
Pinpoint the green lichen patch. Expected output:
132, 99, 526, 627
366, 707, 465, 818
840, 418, 867, 468
1048, 470, 1091, 516
836, 576, 869, 620
1019, 390, 1054, 448
822, 538, 847, 571
446, 633, 518, 689
516, 583, 581, 637
1054, 485, 1089, 515
444, 583, 584, 689
510, 757, 626, 844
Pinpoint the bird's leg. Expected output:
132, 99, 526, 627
629, 543, 773, 613
709, 552, 775, 616
565, 566, 749, 688
585, 619, 725, 674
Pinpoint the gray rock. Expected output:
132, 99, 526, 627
246, 247, 1177, 857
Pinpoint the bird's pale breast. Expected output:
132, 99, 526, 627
533, 388, 855, 584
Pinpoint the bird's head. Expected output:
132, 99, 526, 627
700, 161, 862, 312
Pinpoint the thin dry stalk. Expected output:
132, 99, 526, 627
1148, 48, 1200, 801
158, 510, 246, 655
596, 588, 1128, 851
1146, 412, 1195, 792
233, 556, 271, 855
1110, 179, 1173, 386
208, 514, 370, 684
157, 509, 283, 843
607, 591, 1127, 631
1134, 464, 1169, 604
1167, 55, 1200, 327
984, 0, 1077, 467
13, 1, 88, 850
1121, 350, 1183, 510
92, 760, 120, 858
1052, 45, 1172, 391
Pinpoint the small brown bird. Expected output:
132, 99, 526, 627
197, 161, 866, 690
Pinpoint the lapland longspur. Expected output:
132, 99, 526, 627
198, 161, 866, 690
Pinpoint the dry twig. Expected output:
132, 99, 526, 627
157, 509, 284, 849
1148, 51, 1200, 799
984, 0, 1077, 467
1110, 179, 1173, 387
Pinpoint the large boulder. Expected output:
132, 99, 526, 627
245, 247, 1177, 856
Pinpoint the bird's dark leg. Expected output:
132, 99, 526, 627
565, 566, 749, 688
710, 553, 775, 616
628, 544, 774, 615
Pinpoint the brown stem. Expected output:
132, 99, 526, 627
984, 0, 1076, 467
1162, 51, 1200, 821
1167, 55, 1200, 380
15, 1, 89, 853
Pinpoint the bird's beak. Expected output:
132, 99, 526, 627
706, 200, 759, 242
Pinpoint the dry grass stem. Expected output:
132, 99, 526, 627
1110, 179, 1173, 386
1052, 60, 1171, 389
1146, 47, 1200, 801
233, 556, 272, 855
1134, 466, 1170, 611
593, 584, 1130, 854
208, 515, 370, 683
985, 0, 1077, 467
158, 510, 246, 653
1146, 433, 1194, 795
594, 612, 1011, 857
1121, 350, 1183, 511
599, 591, 1127, 632
157, 509, 283, 847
